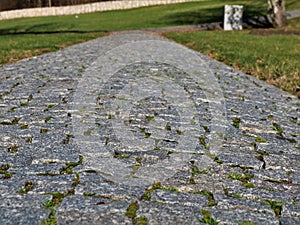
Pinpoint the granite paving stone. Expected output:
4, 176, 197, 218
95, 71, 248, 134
0, 194, 52, 224
56, 195, 132, 225
0, 31, 299, 224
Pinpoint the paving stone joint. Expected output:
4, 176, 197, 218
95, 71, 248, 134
0, 31, 299, 225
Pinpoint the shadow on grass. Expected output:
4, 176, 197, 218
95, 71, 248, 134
163, 7, 223, 25
0, 22, 109, 35
243, 4, 273, 28
163, 4, 271, 28
0, 3, 274, 35
243, 16, 273, 28
0, 29, 108, 35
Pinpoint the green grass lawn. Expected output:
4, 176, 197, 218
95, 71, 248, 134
0, 0, 268, 33
164, 18, 300, 95
0, 0, 299, 95
0, 32, 106, 65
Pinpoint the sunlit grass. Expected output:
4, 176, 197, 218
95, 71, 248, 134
0, 0, 299, 95
0, 32, 105, 65
164, 17, 300, 95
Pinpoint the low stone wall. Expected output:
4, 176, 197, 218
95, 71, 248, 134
0, 0, 200, 20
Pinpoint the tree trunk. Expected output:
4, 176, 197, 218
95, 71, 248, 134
267, 0, 287, 27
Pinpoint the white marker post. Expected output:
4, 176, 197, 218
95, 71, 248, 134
224, 5, 243, 30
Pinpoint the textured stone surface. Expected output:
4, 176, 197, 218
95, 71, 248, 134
56, 195, 131, 225
0, 31, 299, 224
0, 194, 51, 224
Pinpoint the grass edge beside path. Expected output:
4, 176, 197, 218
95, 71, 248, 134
0, 0, 299, 96
0, 32, 107, 66
163, 18, 300, 96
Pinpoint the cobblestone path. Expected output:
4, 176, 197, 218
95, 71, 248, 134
0, 32, 299, 225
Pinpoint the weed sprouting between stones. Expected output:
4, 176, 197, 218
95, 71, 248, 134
8, 107, 16, 113
37, 172, 58, 176
255, 136, 266, 143
40, 128, 49, 134
256, 149, 268, 156
160, 185, 179, 192
0, 164, 10, 172
223, 188, 243, 199
243, 183, 255, 188
176, 129, 183, 135
45, 116, 52, 123
145, 115, 154, 122
0, 164, 13, 179
133, 216, 147, 225
195, 190, 216, 207
264, 199, 283, 218
190, 160, 209, 184
198, 135, 210, 150
18, 181, 34, 194
73, 173, 80, 186
199, 209, 219, 225
165, 123, 171, 131
228, 173, 252, 181
83, 192, 96, 197
255, 153, 266, 169
0, 117, 21, 125
62, 134, 74, 144
205, 153, 223, 164
60, 155, 83, 174
141, 182, 162, 201
189, 176, 196, 184
44, 104, 58, 112
228, 173, 255, 188
126, 201, 139, 217
41, 200, 57, 225
20, 101, 29, 107
238, 222, 256, 225
139, 127, 151, 138
26, 137, 33, 143
125, 201, 139, 220
8, 145, 19, 153
20, 124, 29, 129
232, 117, 241, 129
272, 123, 283, 134
166, 149, 174, 155
190, 120, 196, 126
114, 152, 130, 159
202, 125, 210, 133
264, 178, 292, 184
41, 192, 67, 225
108, 114, 115, 119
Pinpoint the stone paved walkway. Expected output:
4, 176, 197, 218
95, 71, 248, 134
0, 32, 299, 225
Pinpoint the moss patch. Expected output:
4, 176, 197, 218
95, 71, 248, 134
125, 201, 139, 219
199, 209, 219, 225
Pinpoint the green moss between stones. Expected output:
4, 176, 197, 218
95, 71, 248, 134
125, 201, 139, 219
264, 199, 283, 218
133, 215, 148, 225
195, 190, 216, 207
232, 118, 241, 129
199, 209, 219, 225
